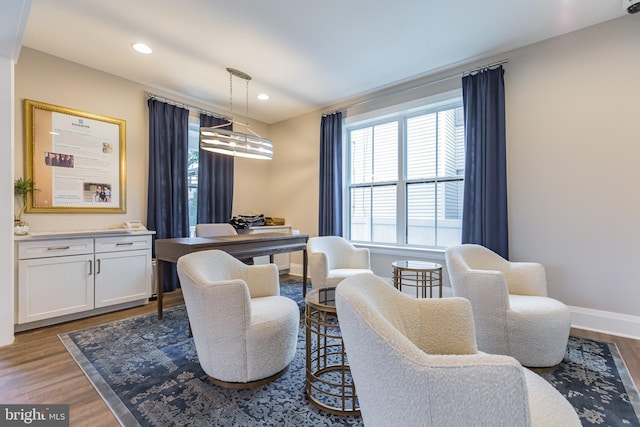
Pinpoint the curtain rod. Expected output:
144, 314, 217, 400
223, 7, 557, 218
146, 92, 230, 121
462, 59, 508, 76
322, 59, 508, 117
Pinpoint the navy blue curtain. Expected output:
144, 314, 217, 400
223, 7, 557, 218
197, 114, 234, 224
147, 99, 190, 291
461, 66, 509, 259
318, 112, 343, 236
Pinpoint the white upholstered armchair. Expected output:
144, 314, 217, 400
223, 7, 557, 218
195, 223, 253, 264
335, 273, 580, 427
307, 236, 372, 290
176, 249, 299, 388
195, 223, 238, 237
445, 244, 571, 367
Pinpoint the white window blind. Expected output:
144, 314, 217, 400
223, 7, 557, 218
346, 98, 464, 248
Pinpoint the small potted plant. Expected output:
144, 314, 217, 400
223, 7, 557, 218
14, 177, 38, 235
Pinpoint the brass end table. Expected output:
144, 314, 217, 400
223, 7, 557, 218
305, 287, 360, 415
392, 260, 443, 298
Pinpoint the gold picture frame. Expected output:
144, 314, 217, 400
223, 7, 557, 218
24, 99, 126, 213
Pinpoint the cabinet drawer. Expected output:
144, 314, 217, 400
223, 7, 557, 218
18, 238, 94, 260
95, 234, 151, 253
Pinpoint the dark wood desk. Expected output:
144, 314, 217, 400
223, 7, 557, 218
154, 233, 309, 319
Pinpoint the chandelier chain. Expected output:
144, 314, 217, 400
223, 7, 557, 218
229, 72, 233, 118
227, 69, 251, 123
245, 79, 249, 121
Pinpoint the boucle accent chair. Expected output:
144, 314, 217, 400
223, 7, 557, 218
176, 249, 299, 389
307, 236, 373, 290
335, 273, 580, 427
195, 223, 253, 264
195, 223, 238, 237
445, 244, 571, 368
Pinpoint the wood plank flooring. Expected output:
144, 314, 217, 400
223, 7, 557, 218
1, 278, 638, 426
0, 291, 185, 427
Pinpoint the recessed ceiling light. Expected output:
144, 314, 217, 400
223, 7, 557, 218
257, 94, 269, 101
132, 43, 152, 54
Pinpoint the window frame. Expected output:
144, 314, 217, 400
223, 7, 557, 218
344, 94, 465, 250
187, 116, 201, 237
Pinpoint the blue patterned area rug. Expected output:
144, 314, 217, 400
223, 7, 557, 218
59, 279, 640, 426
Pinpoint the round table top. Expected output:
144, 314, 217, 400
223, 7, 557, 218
392, 260, 442, 271
305, 287, 337, 311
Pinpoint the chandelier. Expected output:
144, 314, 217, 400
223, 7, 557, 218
200, 68, 273, 160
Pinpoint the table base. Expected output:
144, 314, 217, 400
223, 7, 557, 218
305, 292, 360, 416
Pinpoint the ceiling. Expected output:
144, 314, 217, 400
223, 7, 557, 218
11, 0, 630, 123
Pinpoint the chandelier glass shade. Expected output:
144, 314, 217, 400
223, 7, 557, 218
200, 67, 273, 160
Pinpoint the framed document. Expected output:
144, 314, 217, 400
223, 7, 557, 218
24, 100, 126, 213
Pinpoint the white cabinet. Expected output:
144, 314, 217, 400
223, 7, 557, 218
18, 253, 94, 323
16, 232, 153, 329
249, 225, 292, 273
94, 235, 152, 308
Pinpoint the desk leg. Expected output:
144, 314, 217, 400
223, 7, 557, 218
302, 248, 308, 297
157, 260, 164, 320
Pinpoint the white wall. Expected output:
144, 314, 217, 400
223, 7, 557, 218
505, 15, 639, 319
0, 57, 16, 346
14, 48, 153, 230
13, 47, 271, 231
267, 111, 322, 266
271, 16, 640, 337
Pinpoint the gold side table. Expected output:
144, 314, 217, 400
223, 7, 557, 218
392, 260, 443, 298
305, 287, 360, 415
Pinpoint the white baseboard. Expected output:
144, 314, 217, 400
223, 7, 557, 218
288, 263, 305, 278
289, 263, 639, 340
568, 305, 640, 340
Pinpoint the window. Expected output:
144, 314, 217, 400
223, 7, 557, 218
346, 97, 465, 248
187, 117, 200, 237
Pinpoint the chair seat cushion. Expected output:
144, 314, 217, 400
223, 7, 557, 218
507, 295, 571, 367
243, 296, 299, 382
327, 269, 373, 285
524, 368, 581, 426
509, 294, 569, 315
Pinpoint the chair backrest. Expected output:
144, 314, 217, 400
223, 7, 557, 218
445, 244, 512, 354
338, 273, 479, 355
195, 223, 238, 237
445, 244, 511, 293
177, 250, 253, 375
447, 244, 548, 297
308, 236, 360, 269
335, 273, 531, 427
178, 249, 248, 283
448, 243, 509, 270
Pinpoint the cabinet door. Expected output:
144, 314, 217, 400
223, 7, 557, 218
94, 249, 151, 308
18, 254, 94, 324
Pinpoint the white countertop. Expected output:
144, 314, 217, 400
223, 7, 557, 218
14, 228, 156, 240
